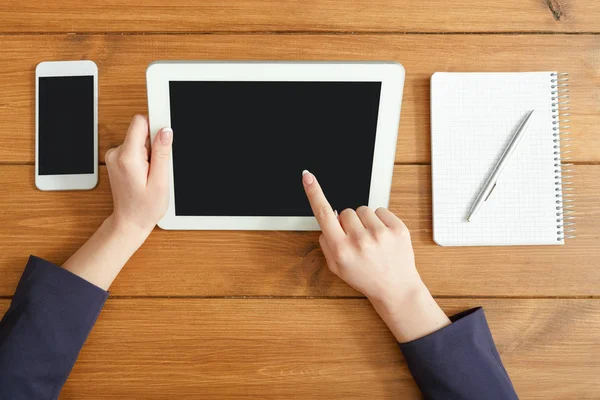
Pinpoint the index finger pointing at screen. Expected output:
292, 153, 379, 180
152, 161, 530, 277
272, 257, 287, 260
302, 170, 346, 242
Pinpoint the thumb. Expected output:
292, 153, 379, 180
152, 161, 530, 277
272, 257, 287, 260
148, 127, 173, 189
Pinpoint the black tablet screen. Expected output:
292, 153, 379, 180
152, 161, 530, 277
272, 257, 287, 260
169, 81, 382, 216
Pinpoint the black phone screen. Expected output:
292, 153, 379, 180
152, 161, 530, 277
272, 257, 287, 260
38, 76, 94, 175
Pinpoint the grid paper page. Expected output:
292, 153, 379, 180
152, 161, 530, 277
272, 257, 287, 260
431, 72, 561, 246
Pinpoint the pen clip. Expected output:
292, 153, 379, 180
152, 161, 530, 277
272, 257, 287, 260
484, 183, 497, 202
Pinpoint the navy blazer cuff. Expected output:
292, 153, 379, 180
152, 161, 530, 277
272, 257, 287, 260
399, 307, 518, 399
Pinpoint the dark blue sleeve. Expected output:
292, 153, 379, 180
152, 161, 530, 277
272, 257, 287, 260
0, 256, 108, 400
399, 307, 518, 400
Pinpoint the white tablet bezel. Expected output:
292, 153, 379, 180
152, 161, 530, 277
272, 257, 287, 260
147, 61, 404, 230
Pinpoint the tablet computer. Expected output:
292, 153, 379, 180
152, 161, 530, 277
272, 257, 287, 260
146, 61, 404, 230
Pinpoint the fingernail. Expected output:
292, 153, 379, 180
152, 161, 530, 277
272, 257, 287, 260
302, 169, 314, 185
160, 128, 173, 144
334, 210, 339, 219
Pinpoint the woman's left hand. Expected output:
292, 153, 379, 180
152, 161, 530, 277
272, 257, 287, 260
62, 115, 173, 290
105, 114, 173, 239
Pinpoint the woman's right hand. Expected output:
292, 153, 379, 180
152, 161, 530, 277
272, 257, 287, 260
301, 170, 451, 343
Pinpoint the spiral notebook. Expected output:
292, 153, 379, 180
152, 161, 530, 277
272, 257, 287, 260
431, 72, 575, 246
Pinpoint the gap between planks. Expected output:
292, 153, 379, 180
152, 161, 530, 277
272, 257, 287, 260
0, 31, 599, 36
1, 295, 600, 300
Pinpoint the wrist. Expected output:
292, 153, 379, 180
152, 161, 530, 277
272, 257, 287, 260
369, 281, 451, 343
62, 215, 151, 291
368, 279, 429, 320
104, 214, 153, 248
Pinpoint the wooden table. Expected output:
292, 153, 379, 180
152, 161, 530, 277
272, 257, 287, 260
1, 1, 599, 398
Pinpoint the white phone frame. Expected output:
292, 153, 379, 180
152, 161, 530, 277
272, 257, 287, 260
146, 61, 405, 230
35, 60, 98, 191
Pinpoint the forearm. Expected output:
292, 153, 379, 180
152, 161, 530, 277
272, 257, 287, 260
63, 215, 148, 291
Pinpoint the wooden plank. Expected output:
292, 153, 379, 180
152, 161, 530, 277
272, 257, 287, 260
1, 0, 599, 33
0, 165, 597, 297
0, 34, 598, 164
1, 298, 597, 399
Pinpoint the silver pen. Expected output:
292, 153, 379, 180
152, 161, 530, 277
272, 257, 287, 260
467, 109, 536, 222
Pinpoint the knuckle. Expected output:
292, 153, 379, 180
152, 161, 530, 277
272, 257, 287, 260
394, 224, 411, 238
152, 148, 169, 160
402, 226, 411, 237
392, 216, 408, 233
353, 232, 372, 249
372, 226, 388, 239
330, 242, 349, 262
117, 153, 135, 169
104, 149, 114, 164
314, 205, 333, 221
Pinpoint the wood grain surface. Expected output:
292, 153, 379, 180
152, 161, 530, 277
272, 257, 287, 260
1, 34, 599, 165
1, 0, 599, 33
1, 165, 597, 297
2, 1, 599, 398
1, 298, 597, 399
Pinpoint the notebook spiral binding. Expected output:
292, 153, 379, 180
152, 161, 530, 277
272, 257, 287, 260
551, 72, 576, 242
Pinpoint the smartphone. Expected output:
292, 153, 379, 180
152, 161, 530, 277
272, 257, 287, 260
35, 60, 98, 191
